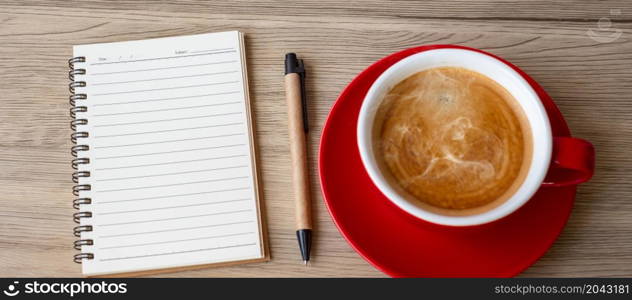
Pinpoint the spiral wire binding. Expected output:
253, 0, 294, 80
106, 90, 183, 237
69, 56, 94, 264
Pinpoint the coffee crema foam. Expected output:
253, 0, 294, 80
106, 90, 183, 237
373, 67, 532, 214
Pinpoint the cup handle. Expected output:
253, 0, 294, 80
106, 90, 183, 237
541, 136, 595, 187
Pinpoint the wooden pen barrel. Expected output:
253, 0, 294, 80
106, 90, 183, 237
285, 73, 313, 230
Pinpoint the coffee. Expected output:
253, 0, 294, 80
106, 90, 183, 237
372, 67, 532, 215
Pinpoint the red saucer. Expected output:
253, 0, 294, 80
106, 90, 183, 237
318, 45, 576, 277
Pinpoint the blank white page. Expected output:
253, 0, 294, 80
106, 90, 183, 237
72, 31, 265, 276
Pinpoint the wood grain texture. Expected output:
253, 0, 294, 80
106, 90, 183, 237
0, 0, 631, 277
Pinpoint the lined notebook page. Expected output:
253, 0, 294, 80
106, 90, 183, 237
73, 31, 265, 276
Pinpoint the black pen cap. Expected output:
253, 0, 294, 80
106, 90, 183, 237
285, 53, 304, 75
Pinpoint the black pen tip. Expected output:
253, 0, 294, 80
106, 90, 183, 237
296, 229, 312, 263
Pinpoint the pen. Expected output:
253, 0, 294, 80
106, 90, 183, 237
284, 53, 312, 264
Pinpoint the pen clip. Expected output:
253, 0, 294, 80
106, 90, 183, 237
297, 60, 308, 133
285, 53, 308, 133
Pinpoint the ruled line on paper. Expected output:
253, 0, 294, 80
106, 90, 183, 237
92, 70, 239, 86
98, 232, 255, 250
95, 144, 246, 160
93, 111, 242, 127
99, 221, 254, 238
92, 133, 244, 149
99, 198, 251, 215
94, 154, 247, 170
92, 122, 243, 138
96, 176, 249, 193
92, 92, 240, 107
98, 164, 248, 181
96, 187, 251, 204
90, 60, 238, 76
98, 243, 256, 261
190, 48, 234, 54
99, 209, 252, 227
90, 49, 236, 66
91, 81, 239, 96
93, 102, 242, 117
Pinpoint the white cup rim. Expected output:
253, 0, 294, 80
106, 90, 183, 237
357, 47, 552, 226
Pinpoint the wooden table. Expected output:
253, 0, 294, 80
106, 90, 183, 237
1, 1, 631, 277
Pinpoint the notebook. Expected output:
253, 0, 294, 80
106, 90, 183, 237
69, 31, 267, 276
